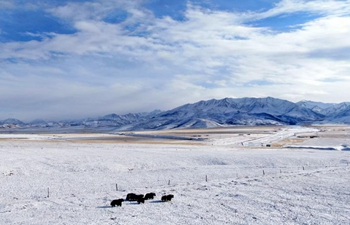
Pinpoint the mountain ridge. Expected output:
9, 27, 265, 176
1, 97, 350, 131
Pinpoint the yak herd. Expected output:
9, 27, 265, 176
110, 192, 174, 207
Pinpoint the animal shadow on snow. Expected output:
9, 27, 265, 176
150, 200, 163, 204
96, 206, 112, 209
96, 200, 167, 208
127, 200, 163, 204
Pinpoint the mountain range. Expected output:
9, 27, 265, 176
1, 97, 350, 131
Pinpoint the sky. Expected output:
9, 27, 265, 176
0, 0, 350, 122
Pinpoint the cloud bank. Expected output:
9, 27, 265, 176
0, 0, 350, 121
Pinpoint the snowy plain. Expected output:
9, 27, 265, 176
1, 126, 350, 224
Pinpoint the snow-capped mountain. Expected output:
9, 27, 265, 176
297, 100, 350, 116
81, 111, 162, 128
124, 97, 324, 130
1, 97, 350, 131
296, 100, 350, 123
0, 118, 26, 128
0, 118, 26, 125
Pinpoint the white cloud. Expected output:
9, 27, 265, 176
0, 0, 14, 9
1, 0, 350, 120
260, 0, 350, 18
48, 0, 141, 21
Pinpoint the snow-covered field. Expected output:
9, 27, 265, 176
1, 126, 350, 224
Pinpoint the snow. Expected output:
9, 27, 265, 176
210, 126, 318, 147
1, 127, 350, 224
284, 137, 350, 151
0, 134, 54, 140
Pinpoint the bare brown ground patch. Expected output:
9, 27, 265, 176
61, 138, 206, 145
138, 126, 281, 136
2, 125, 348, 147
0, 133, 206, 145
272, 138, 306, 148
0, 126, 281, 145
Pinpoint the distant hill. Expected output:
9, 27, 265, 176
1, 97, 350, 131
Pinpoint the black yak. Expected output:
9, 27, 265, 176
126, 193, 137, 201
137, 197, 145, 204
126, 193, 144, 201
161, 194, 174, 202
144, 192, 156, 200
110, 198, 124, 207
136, 194, 144, 200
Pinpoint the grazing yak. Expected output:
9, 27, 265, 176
137, 197, 145, 204
144, 192, 156, 200
126, 193, 144, 202
126, 193, 136, 201
126, 193, 138, 201
135, 194, 144, 204
161, 194, 174, 202
110, 199, 124, 207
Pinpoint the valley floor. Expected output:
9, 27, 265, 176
1, 125, 350, 224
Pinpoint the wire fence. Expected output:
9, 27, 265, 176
2, 162, 349, 201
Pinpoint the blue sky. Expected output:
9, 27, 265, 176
0, 0, 350, 121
